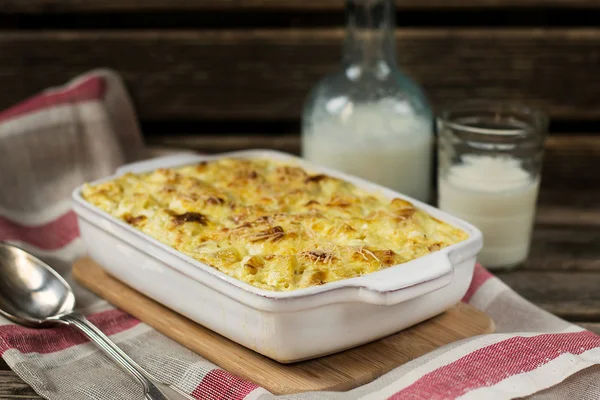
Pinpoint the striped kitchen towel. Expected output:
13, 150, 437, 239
0, 70, 599, 400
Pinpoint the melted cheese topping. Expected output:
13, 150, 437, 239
82, 158, 468, 291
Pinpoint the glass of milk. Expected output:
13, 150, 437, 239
437, 102, 548, 271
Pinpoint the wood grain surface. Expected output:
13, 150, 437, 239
0, 369, 37, 399
1, 29, 600, 121
2, 0, 598, 12
72, 258, 494, 395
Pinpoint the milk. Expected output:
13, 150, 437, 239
438, 155, 540, 269
302, 101, 433, 203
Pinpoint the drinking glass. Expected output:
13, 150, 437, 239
437, 101, 548, 270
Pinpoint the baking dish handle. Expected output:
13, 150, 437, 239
116, 152, 202, 175
355, 253, 454, 306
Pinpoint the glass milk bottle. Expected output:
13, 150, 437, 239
301, 0, 434, 203
437, 102, 548, 270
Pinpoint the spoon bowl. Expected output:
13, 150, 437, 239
0, 242, 191, 400
0, 243, 75, 326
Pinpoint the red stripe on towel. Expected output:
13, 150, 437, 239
462, 264, 493, 302
0, 309, 139, 356
0, 211, 80, 250
0, 77, 105, 123
192, 369, 258, 400
389, 330, 600, 400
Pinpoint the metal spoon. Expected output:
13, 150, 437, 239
0, 242, 192, 400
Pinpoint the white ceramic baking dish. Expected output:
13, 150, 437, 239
72, 149, 483, 363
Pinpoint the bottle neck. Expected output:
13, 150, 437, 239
342, 0, 396, 74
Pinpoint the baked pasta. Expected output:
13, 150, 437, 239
82, 157, 468, 291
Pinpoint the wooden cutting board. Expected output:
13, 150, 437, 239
73, 257, 494, 395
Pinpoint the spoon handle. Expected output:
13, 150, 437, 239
60, 312, 192, 400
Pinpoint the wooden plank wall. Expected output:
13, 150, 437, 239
1, 0, 600, 322
1, 1, 600, 124
2, 1, 598, 186
2, 29, 600, 121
